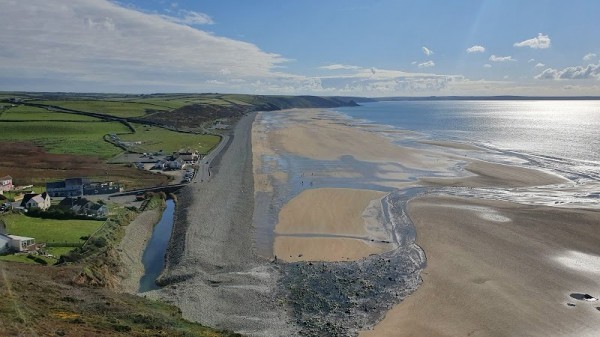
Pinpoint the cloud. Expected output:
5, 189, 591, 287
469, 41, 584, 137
162, 10, 214, 25
535, 62, 545, 68
489, 55, 516, 62
528, 58, 536, 63
535, 63, 600, 80
513, 33, 551, 49
418, 60, 435, 68
422, 46, 434, 56
466, 45, 485, 53
583, 53, 597, 61
483, 64, 492, 68
0, 0, 287, 92
319, 64, 361, 70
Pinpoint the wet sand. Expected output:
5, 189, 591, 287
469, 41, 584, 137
274, 188, 393, 262
254, 108, 600, 336
361, 196, 600, 337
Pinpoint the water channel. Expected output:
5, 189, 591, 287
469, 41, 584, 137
139, 199, 175, 292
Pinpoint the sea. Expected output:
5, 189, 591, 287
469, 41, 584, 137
335, 100, 600, 163
333, 100, 600, 207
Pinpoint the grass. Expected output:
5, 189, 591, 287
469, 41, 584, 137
36, 100, 170, 118
3, 213, 104, 244
0, 105, 100, 121
0, 260, 242, 336
120, 124, 220, 154
0, 120, 130, 158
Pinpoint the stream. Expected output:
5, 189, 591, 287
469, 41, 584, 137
139, 199, 175, 292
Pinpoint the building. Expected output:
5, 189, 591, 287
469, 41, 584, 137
0, 234, 35, 253
46, 178, 120, 197
83, 181, 121, 195
20, 192, 51, 210
178, 149, 200, 163
0, 234, 10, 254
0, 176, 13, 192
46, 178, 88, 197
58, 197, 108, 218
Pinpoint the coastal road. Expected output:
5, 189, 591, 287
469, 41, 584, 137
195, 134, 230, 183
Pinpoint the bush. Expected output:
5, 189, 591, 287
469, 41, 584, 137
92, 237, 108, 248
26, 254, 48, 265
112, 324, 131, 332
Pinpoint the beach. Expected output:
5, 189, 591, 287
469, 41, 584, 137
131, 106, 600, 336
360, 196, 600, 337
154, 113, 295, 336
252, 108, 600, 336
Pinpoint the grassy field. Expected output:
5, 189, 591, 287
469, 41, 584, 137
0, 261, 241, 336
3, 214, 104, 244
36, 100, 170, 118
0, 120, 130, 158
120, 124, 220, 154
0, 105, 100, 121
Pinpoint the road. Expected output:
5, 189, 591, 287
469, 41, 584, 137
195, 134, 230, 183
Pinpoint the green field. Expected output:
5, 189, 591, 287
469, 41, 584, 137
0, 105, 99, 121
36, 100, 170, 118
120, 124, 220, 154
0, 120, 130, 158
128, 94, 254, 109
2, 214, 104, 244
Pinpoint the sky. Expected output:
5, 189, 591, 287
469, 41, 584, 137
1, 0, 599, 96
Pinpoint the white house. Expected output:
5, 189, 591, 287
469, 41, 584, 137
0, 234, 35, 253
20, 192, 51, 211
0, 234, 10, 254
0, 175, 13, 192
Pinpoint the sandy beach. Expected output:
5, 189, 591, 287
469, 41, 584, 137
274, 188, 394, 262
360, 196, 600, 337
252, 108, 600, 336
126, 107, 600, 336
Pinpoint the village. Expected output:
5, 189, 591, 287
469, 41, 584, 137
0, 148, 201, 263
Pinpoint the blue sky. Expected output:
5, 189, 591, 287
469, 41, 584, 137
1, 0, 599, 96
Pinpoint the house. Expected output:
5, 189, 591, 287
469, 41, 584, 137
46, 178, 88, 197
47, 178, 120, 196
0, 234, 10, 254
20, 192, 51, 211
0, 176, 13, 192
178, 149, 200, 163
152, 160, 167, 170
0, 234, 35, 253
58, 197, 108, 218
165, 158, 184, 170
87, 203, 108, 218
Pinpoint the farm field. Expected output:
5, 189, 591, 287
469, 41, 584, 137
2, 213, 104, 244
120, 124, 220, 154
35, 100, 170, 118
0, 120, 130, 158
0, 142, 170, 187
0, 105, 99, 121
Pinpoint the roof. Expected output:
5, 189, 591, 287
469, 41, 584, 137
0, 175, 12, 181
7, 234, 35, 241
58, 197, 91, 208
46, 181, 66, 189
20, 192, 49, 207
20, 193, 36, 207
88, 203, 106, 211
